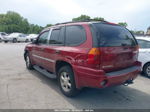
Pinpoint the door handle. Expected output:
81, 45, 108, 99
55, 50, 60, 54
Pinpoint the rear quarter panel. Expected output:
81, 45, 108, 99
138, 48, 150, 67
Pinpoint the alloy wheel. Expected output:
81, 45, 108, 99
60, 72, 72, 92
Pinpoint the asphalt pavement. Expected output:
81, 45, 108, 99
0, 43, 150, 109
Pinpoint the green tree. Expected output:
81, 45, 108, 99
92, 17, 104, 21
72, 15, 105, 22
118, 22, 128, 27
72, 15, 91, 22
45, 24, 53, 27
27, 24, 43, 34
0, 11, 43, 34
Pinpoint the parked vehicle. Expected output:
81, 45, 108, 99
137, 38, 150, 77
24, 21, 141, 97
0, 32, 8, 42
26, 34, 38, 42
3, 33, 29, 43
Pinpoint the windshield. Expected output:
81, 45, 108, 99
9, 33, 20, 37
92, 23, 137, 47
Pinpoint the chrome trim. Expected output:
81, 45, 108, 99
32, 54, 55, 63
47, 28, 52, 43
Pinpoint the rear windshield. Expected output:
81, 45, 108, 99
92, 23, 137, 47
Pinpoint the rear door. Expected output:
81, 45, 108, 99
92, 23, 138, 72
41, 26, 65, 72
19, 34, 26, 41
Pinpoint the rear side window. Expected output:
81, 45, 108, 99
65, 25, 86, 46
92, 23, 137, 47
137, 39, 150, 48
1, 33, 6, 35
49, 27, 65, 45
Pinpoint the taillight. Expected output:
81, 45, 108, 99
133, 45, 139, 60
87, 48, 100, 64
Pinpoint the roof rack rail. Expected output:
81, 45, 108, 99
55, 20, 107, 25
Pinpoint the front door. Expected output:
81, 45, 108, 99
31, 30, 50, 67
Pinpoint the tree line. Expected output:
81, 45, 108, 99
0, 11, 43, 34
0, 11, 145, 35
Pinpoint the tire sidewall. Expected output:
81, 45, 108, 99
143, 63, 150, 78
25, 53, 33, 70
13, 38, 17, 43
58, 66, 78, 97
25, 39, 28, 43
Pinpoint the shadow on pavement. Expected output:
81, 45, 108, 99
29, 70, 150, 109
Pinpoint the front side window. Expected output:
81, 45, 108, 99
65, 25, 86, 46
38, 31, 49, 44
49, 27, 65, 45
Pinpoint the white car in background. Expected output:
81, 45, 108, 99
137, 37, 150, 78
0, 32, 8, 42
3, 33, 29, 43
26, 34, 38, 42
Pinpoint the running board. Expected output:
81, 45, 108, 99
33, 65, 56, 79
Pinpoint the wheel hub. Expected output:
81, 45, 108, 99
146, 66, 150, 76
60, 72, 71, 92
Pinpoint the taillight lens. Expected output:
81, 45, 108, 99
133, 45, 139, 60
87, 48, 100, 64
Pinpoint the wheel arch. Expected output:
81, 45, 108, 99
55, 60, 73, 75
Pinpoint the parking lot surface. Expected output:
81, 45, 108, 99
0, 43, 150, 109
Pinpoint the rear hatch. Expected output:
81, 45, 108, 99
91, 22, 138, 72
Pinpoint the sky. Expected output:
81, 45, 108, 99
0, 0, 150, 31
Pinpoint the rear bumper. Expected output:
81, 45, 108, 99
73, 61, 141, 89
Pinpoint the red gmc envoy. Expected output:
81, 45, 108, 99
24, 21, 141, 97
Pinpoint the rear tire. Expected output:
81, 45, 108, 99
25, 53, 33, 70
58, 65, 79, 97
143, 63, 150, 78
4, 41, 8, 43
12, 38, 17, 43
25, 39, 29, 43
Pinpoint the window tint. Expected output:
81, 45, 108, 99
38, 31, 49, 44
49, 27, 65, 45
93, 23, 137, 47
66, 25, 86, 46
1, 33, 6, 35
137, 39, 150, 48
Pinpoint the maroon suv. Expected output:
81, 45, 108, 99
24, 21, 141, 97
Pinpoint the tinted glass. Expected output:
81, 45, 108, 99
93, 23, 137, 47
1, 33, 6, 35
137, 39, 150, 48
38, 31, 49, 44
66, 25, 86, 46
49, 27, 65, 45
